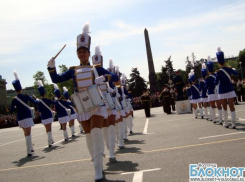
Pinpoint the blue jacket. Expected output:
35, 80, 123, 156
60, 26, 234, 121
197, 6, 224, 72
54, 100, 69, 118
205, 73, 216, 95
63, 100, 76, 115
37, 98, 55, 120
191, 83, 201, 100
199, 81, 208, 98
48, 63, 119, 92
10, 94, 36, 121
215, 67, 238, 94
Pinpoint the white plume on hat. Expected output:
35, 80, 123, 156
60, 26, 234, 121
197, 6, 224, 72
115, 66, 120, 76
82, 22, 91, 35
37, 80, 43, 87
63, 87, 68, 92
217, 47, 221, 52
53, 84, 59, 90
13, 70, 19, 80
95, 45, 102, 56
189, 69, 194, 76
202, 63, 206, 69
121, 73, 126, 81
109, 59, 113, 70
188, 73, 191, 79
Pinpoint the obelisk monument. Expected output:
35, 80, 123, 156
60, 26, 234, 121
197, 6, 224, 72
144, 28, 157, 93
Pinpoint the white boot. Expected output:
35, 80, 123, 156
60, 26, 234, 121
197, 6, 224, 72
200, 108, 203, 119
29, 134, 34, 152
91, 128, 104, 181
50, 130, 54, 143
47, 131, 53, 147
102, 127, 109, 150
223, 110, 229, 128
123, 118, 128, 140
108, 125, 116, 162
204, 107, 208, 119
208, 107, 212, 120
85, 133, 93, 160
230, 111, 236, 129
25, 135, 32, 156
193, 109, 197, 118
70, 125, 75, 137
128, 115, 133, 133
118, 122, 124, 149
63, 130, 68, 141
218, 110, 223, 125
212, 108, 216, 123
115, 123, 118, 142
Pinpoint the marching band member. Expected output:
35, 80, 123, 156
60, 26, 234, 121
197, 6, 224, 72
189, 70, 203, 119
200, 63, 210, 120
215, 47, 238, 128
53, 84, 70, 141
205, 56, 222, 124
141, 89, 151, 117
114, 66, 126, 149
92, 47, 118, 163
10, 71, 35, 156
36, 80, 55, 147
126, 90, 134, 134
47, 23, 119, 181
63, 87, 77, 137
187, 74, 193, 111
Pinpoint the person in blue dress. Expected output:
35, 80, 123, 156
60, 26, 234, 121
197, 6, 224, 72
189, 70, 203, 119
62, 87, 77, 137
215, 47, 238, 129
53, 84, 70, 141
10, 71, 35, 156
205, 56, 223, 124
200, 63, 211, 120
187, 73, 193, 111
36, 80, 55, 147
47, 23, 119, 181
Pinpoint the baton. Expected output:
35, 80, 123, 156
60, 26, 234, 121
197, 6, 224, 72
54, 44, 66, 59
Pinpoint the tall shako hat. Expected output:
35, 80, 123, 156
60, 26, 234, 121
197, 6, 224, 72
92, 45, 103, 66
216, 47, 225, 64
201, 63, 207, 78
115, 66, 121, 78
189, 69, 196, 82
77, 22, 91, 52
53, 84, 61, 98
206, 56, 214, 73
12, 71, 22, 92
63, 87, 69, 99
37, 80, 45, 96
107, 59, 115, 73
121, 73, 126, 86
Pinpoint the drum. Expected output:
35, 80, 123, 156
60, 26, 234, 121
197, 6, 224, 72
66, 109, 71, 116
113, 98, 122, 111
105, 93, 116, 110
30, 107, 35, 119
71, 85, 105, 114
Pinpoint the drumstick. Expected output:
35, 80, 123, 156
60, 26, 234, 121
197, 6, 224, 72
54, 44, 66, 59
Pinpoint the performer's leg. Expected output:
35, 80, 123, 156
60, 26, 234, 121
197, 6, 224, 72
102, 119, 109, 150
221, 99, 228, 128
69, 119, 75, 137
228, 98, 236, 129
107, 114, 117, 163
45, 123, 53, 147
23, 127, 33, 156
193, 103, 198, 118
198, 102, 203, 119
81, 120, 93, 160
117, 116, 124, 149
62, 123, 68, 141
216, 100, 223, 125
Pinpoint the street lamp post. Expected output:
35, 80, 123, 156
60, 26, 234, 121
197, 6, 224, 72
239, 62, 243, 80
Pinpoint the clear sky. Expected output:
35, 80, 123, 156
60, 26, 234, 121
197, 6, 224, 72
1, 0, 245, 90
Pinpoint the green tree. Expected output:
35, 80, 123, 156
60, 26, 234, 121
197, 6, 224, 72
156, 66, 168, 91
237, 49, 245, 79
164, 56, 175, 79
57, 65, 74, 95
128, 67, 147, 97
33, 71, 53, 98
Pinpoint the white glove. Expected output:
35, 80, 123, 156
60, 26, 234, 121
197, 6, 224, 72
48, 57, 56, 68
116, 93, 121, 98
107, 87, 114, 93
95, 76, 105, 84
54, 97, 58, 100
122, 94, 126, 98
128, 98, 132, 102
232, 68, 236, 70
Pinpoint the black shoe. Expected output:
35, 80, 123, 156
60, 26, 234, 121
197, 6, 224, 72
109, 157, 117, 163
195, 117, 198, 119
129, 131, 134, 134
64, 138, 69, 142
80, 130, 85, 134
118, 146, 125, 149
49, 145, 52, 148
71, 135, 76, 138
201, 116, 204, 119
231, 126, 236, 129
123, 139, 129, 142
31, 150, 35, 153
27, 153, 32, 157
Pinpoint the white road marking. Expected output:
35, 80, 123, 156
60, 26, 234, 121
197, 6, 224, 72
34, 138, 65, 150
121, 168, 161, 182
143, 119, 149, 134
0, 133, 45, 147
199, 132, 245, 139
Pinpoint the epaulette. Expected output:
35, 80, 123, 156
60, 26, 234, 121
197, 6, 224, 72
94, 65, 101, 68
215, 70, 220, 73
205, 76, 209, 79
12, 97, 15, 100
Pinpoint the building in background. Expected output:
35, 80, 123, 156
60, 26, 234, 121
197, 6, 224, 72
0, 75, 7, 105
